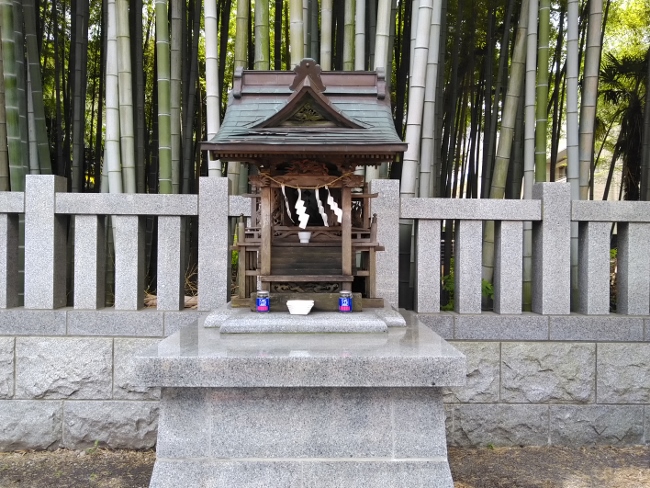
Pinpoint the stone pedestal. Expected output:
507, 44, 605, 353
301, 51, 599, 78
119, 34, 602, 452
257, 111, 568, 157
136, 311, 465, 488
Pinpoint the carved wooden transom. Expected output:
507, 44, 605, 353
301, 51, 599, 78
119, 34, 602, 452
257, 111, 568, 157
281, 100, 336, 127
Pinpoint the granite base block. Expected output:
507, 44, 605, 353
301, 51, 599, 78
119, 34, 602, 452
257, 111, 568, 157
138, 313, 463, 487
150, 459, 453, 488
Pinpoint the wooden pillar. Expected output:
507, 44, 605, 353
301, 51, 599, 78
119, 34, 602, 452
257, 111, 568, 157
342, 187, 352, 290
260, 186, 272, 291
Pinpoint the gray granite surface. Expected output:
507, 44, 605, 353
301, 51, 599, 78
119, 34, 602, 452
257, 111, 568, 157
112, 216, 145, 310
455, 220, 482, 314
400, 197, 541, 221
15, 337, 113, 399
494, 221, 523, 314
24, 175, 68, 309
136, 312, 465, 388
156, 216, 184, 311
55, 193, 198, 216
0, 190, 25, 213
577, 221, 611, 315
73, 215, 106, 309
617, 223, 650, 315
0, 337, 13, 398
369, 179, 400, 308
0, 214, 19, 309
216, 305, 406, 333
550, 405, 645, 445
532, 183, 571, 315
572, 200, 650, 222
197, 177, 229, 310
415, 219, 440, 313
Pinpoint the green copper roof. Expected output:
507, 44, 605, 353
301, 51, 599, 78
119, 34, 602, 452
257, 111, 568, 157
202, 59, 407, 162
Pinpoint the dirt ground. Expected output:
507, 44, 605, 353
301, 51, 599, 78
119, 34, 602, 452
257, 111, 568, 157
0, 445, 648, 487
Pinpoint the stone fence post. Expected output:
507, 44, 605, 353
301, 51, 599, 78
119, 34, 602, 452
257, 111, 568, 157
198, 176, 230, 311
24, 175, 68, 309
0, 192, 23, 309
369, 179, 400, 309
532, 183, 571, 315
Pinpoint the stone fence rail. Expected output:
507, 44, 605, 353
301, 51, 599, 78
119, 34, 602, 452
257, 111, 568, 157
0, 176, 648, 317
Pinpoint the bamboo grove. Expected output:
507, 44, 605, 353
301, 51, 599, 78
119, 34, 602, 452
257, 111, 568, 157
0, 0, 648, 307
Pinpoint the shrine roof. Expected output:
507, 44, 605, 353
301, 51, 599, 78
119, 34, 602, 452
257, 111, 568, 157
202, 59, 407, 163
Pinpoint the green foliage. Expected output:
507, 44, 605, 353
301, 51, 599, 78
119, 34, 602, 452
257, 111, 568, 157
231, 232, 239, 266
441, 258, 494, 311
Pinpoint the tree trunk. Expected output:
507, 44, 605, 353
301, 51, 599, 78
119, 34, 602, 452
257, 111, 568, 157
170, 0, 183, 193
320, 0, 332, 69
105, 0, 123, 193
0, 27, 8, 191
343, 0, 354, 70
205, 0, 221, 176
354, 0, 365, 70
23, 0, 52, 176
289, 0, 303, 66
117, 0, 136, 193
578, 0, 603, 198
534, 0, 550, 182
155, 0, 172, 194
254, 0, 270, 69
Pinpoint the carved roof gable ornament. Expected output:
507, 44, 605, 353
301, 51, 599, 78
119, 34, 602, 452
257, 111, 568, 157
254, 58, 364, 130
290, 59, 326, 92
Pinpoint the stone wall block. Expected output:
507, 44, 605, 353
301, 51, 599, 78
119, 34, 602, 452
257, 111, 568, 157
501, 343, 595, 403
67, 309, 164, 337
415, 219, 440, 313
417, 312, 454, 340
455, 220, 482, 314
0, 309, 67, 335
494, 221, 523, 314
63, 401, 158, 449
113, 215, 145, 310
370, 179, 400, 308
550, 406, 644, 445
24, 175, 68, 309
114, 338, 162, 400
532, 183, 571, 315
198, 177, 229, 310
0, 400, 62, 450
445, 342, 499, 403
0, 214, 19, 308
549, 315, 643, 341
597, 343, 650, 403
450, 404, 548, 447
617, 223, 650, 315
454, 313, 549, 340
0, 337, 14, 398
16, 338, 113, 399
73, 215, 106, 309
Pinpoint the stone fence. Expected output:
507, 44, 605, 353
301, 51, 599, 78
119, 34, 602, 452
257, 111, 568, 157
0, 175, 648, 449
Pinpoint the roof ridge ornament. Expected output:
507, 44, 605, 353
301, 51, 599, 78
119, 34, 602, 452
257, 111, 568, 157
290, 59, 326, 93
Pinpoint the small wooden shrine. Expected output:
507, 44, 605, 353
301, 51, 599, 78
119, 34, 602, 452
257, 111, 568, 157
202, 59, 407, 310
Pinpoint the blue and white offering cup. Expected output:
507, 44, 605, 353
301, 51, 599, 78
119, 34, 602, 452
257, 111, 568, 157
256, 291, 270, 313
339, 291, 352, 312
